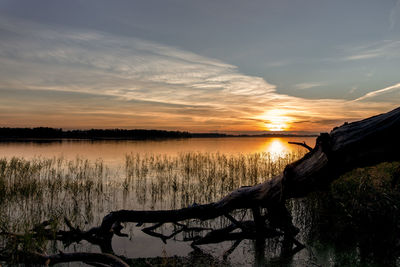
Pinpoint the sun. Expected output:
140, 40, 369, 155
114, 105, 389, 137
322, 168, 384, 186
265, 121, 287, 131
260, 109, 292, 132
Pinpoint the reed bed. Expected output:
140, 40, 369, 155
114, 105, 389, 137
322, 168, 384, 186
2, 152, 399, 266
124, 151, 303, 209
0, 151, 305, 233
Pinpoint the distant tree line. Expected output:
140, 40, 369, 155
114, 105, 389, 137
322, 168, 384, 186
0, 127, 315, 141
0, 127, 192, 140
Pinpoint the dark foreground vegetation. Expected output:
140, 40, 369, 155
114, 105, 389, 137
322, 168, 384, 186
305, 161, 400, 266
0, 127, 315, 141
1, 156, 399, 266
1, 107, 400, 266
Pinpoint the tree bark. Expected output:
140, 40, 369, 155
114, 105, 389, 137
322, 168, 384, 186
3, 107, 400, 266
92, 107, 400, 236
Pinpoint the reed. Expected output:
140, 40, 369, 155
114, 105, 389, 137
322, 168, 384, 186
2, 151, 400, 266
0, 151, 305, 240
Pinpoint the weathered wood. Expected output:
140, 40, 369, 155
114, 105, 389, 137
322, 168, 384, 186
288, 141, 313, 152
95, 107, 400, 235
284, 106, 400, 198
3, 107, 400, 266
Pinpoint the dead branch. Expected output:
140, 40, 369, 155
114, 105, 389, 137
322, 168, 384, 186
288, 141, 313, 152
3, 107, 400, 264
90, 107, 400, 236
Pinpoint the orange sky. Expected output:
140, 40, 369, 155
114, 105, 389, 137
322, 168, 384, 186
1, 8, 400, 134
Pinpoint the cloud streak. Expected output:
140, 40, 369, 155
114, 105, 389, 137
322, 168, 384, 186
341, 40, 400, 61
0, 16, 398, 133
390, 0, 400, 30
295, 82, 324, 90
355, 83, 400, 101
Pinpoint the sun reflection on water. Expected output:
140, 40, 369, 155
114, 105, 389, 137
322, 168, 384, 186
261, 138, 291, 161
267, 139, 285, 155
0, 140, 314, 265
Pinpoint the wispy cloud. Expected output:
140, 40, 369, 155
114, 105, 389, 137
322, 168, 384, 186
390, 0, 400, 30
345, 53, 381, 61
295, 82, 324, 90
0, 16, 398, 132
348, 86, 358, 94
354, 83, 400, 101
342, 40, 400, 61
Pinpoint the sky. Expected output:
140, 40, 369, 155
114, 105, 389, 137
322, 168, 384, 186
0, 0, 400, 134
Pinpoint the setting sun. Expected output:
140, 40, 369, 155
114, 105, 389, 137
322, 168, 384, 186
265, 121, 287, 131
259, 110, 292, 131
2, 1, 400, 265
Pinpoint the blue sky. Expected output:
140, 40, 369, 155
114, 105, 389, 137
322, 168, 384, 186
0, 0, 399, 133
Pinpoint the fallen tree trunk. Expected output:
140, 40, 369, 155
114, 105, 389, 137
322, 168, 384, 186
94, 107, 400, 236
3, 107, 400, 265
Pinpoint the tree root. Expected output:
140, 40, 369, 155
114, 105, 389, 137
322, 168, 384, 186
2, 107, 400, 265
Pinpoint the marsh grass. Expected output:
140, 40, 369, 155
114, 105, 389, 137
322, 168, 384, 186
1, 152, 400, 266
0, 151, 306, 265
124, 151, 302, 209
0, 157, 106, 201
0, 151, 304, 234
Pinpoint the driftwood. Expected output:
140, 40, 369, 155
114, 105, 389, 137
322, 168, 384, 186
288, 141, 313, 152
90, 107, 400, 235
2, 107, 400, 265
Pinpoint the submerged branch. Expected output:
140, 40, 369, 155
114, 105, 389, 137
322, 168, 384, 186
92, 107, 400, 235
2, 107, 400, 265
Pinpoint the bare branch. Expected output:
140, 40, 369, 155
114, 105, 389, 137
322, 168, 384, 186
288, 141, 313, 152
3, 107, 400, 264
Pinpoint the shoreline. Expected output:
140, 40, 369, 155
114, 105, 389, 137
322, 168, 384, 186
0, 134, 318, 143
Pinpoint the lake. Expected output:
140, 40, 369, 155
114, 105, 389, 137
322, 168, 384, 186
1, 136, 360, 266
0, 137, 316, 164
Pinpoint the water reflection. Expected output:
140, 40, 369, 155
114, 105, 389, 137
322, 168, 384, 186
2, 151, 397, 266
0, 137, 319, 266
259, 137, 312, 162
0, 151, 307, 265
0, 137, 316, 165
264, 138, 286, 159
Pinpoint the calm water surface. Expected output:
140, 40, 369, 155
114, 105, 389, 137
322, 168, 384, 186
1, 137, 324, 266
0, 137, 316, 164
1, 137, 396, 266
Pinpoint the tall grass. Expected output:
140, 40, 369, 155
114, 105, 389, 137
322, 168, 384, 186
0, 151, 304, 232
124, 152, 303, 208
0, 157, 106, 201
1, 152, 399, 266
